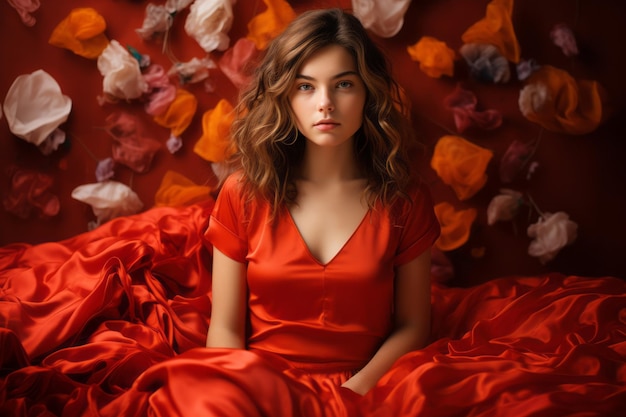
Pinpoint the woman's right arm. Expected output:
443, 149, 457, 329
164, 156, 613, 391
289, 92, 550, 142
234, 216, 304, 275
206, 247, 248, 349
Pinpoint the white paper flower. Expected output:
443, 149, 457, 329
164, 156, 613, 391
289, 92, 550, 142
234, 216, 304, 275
352, 0, 411, 38
97, 40, 149, 100
527, 211, 578, 264
71, 180, 144, 227
3, 69, 72, 146
518, 82, 549, 118
487, 189, 523, 225
459, 43, 511, 83
184, 0, 235, 53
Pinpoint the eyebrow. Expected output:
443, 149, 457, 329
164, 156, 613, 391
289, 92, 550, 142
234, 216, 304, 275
294, 70, 359, 81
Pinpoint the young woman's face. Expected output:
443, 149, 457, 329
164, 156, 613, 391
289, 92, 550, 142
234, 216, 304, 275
289, 44, 366, 149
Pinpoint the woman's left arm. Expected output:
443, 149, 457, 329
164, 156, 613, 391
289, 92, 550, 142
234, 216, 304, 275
341, 249, 432, 395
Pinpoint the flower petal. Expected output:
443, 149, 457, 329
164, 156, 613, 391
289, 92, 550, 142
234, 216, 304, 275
153, 89, 198, 137
49, 8, 109, 59
407, 36, 455, 78
246, 0, 296, 50
193, 99, 236, 162
154, 170, 212, 207
433, 202, 477, 251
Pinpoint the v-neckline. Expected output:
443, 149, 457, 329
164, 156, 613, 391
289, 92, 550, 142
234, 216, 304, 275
285, 208, 370, 267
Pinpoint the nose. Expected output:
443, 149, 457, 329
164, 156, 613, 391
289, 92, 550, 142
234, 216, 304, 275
318, 89, 334, 112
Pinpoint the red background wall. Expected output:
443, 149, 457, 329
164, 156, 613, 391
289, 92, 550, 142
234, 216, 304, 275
1, 0, 625, 286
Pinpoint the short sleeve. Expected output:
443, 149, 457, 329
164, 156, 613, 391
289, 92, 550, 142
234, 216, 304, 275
394, 181, 441, 266
204, 174, 248, 263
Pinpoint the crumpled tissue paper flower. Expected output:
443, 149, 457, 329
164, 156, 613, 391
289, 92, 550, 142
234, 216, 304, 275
185, 0, 235, 53
431, 135, 493, 201
143, 64, 177, 116
154, 170, 212, 207
2, 167, 60, 219
194, 99, 236, 162
407, 36, 455, 78
219, 37, 259, 88
105, 112, 162, 173
166, 135, 183, 154
169, 56, 217, 86
550, 23, 578, 57
518, 65, 603, 134
352, 0, 412, 38
95, 157, 116, 182
499, 139, 535, 183
153, 88, 198, 137
71, 180, 144, 228
3, 69, 72, 147
48, 8, 109, 59
433, 202, 477, 252
97, 40, 149, 101
459, 43, 511, 83
246, 0, 295, 50
461, 0, 520, 63
516, 58, 541, 81
136, 0, 194, 40
443, 85, 502, 132
527, 211, 577, 264
8, 0, 40, 26
487, 188, 523, 225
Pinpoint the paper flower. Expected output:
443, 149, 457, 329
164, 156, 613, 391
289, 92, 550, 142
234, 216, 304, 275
2, 167, 60, 219
48, 8, 109, 59
443, 85, 502, 132
431, 135, 493, 201
459, 43, 511, 83
168, 57, 217, 86
219, 38, 259, 88
433, 202, 477, 251
154, 170, 212, 207
136, 1, 193, 40
184, 0, 235, 53
153, 89, 198, 138
143, 64, 177, 116
550, 23, 578, 57
487, 189, 523, 225
407, 36, 455, 78
516, 58, 541, 81
97, 40, 149, 101
95, 157, 116, 182
246, 0, 296, 50
71, 181, 144, 227
166, 135, 183, 154
352, 0, 412, 38
527, 211, 578, 264
105, 112, 161, 173
518, 65, 603, 134
193, 99, 235, 162
7, 0, 40, 26
38, 128, 67, 156
3, 69, 72, 147
461, 0, 520, 63
499, 139, 535, 183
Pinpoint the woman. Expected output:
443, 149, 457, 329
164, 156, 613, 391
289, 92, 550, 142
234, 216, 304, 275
205, 7, 439, 400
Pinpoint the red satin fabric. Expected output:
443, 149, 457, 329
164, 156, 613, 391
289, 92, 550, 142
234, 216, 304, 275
1, 200, 625, 416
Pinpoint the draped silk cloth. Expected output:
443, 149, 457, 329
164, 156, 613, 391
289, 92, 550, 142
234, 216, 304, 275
1, 200, 625, 416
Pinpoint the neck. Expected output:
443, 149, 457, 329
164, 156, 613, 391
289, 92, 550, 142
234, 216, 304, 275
298, 140, 362, 184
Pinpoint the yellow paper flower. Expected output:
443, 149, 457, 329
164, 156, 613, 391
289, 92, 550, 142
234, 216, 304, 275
518, 65, 603, 135
461, 0, 520, 63
153, 89, 198, 137
193, 99, 236, 162
154, 170, 212, 207
431, 135, 493, 201
49, 8, 109, 59
433, 202, 477, 251
246, 0, 296, 50
407, 36, 455, 78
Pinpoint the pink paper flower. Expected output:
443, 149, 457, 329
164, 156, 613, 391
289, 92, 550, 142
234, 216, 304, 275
499, 139, 535, 183
2, 167, 60, 219
352, 0, 412, 38
105, 112, 161, 173
168, 57, 216, 85
219, 38, 259, 88
550, 23, 579, 57
7, 0, 40, 26
443, 85, 502, 132
527, 211, 578, 264
95, 157, 116, 182
487, 189, 523, 225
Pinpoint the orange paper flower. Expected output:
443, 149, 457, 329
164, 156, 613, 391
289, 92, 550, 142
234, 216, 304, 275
193, 99, 236, 162
407, 36, 455, 78
246, 0, 296, 50
154, 170, 212, 207
153, 89, 198, 137
49, 8, 110, 59
433, 202, 477, 251
431, 135, 493, 201
518, 65, 603, 135
461, 0, 520, 63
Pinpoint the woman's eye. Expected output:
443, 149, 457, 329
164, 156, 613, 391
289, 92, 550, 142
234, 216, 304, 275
337, 81, 353, 88
297, 84, 313, 91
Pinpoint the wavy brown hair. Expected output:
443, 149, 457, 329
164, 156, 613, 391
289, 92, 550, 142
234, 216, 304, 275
228, 8, 420, 216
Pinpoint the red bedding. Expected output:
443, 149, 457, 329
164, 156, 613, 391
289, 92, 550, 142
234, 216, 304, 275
1, 201, 625, 416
